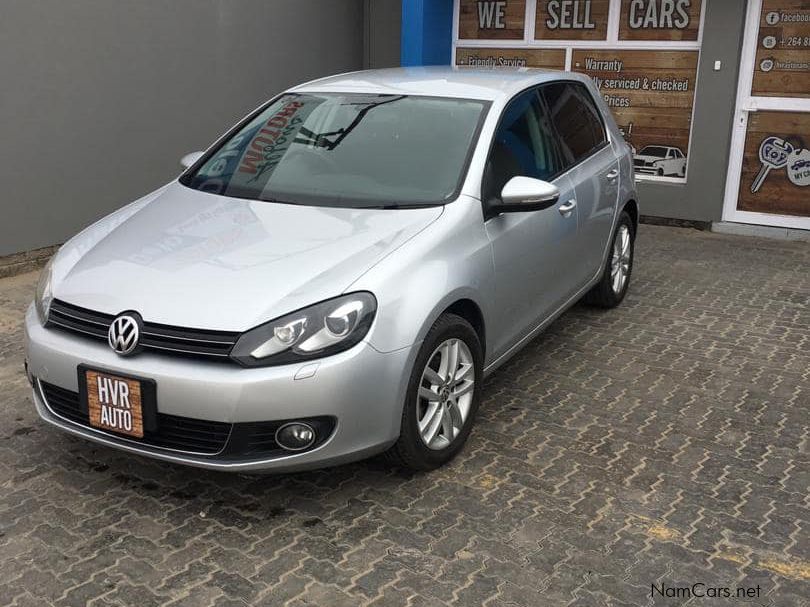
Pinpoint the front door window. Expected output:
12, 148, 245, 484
483, 88, 562, 204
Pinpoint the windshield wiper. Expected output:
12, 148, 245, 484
294, 95, 406, 151
259, 196, 302, 206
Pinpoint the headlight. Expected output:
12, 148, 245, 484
230, 292, 377, 367
35, 259, 54, 324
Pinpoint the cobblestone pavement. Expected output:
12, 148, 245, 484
1, 225, 808, 607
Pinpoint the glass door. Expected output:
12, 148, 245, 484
723, 0, 810, 230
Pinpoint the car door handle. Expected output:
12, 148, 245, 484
606, 169, 619, 182
558, 199, 577, 216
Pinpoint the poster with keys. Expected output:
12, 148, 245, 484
737, 111, 810, 218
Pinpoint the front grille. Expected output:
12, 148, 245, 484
47, 299, 239, 361
40, 381, 231, 454
38, 381, 336, 459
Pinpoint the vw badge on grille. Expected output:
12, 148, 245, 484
108, 314, 141, 356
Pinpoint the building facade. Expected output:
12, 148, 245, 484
403, 0, 810, 231
2, 0, 806, 263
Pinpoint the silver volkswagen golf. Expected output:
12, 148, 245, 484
25, 67, 637, 472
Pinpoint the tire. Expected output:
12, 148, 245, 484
583, 210, 635, 309
657, 168, 664, 177
385, 313, 483, 471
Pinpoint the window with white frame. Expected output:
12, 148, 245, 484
453, 0, 706, 184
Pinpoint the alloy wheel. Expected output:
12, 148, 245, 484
610, 224, 631, 295
416, 338, 475, 450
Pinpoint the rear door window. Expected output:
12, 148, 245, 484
540, 82, 607, 169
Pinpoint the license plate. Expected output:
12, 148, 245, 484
85, 369, 144, 438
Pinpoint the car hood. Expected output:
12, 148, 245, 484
634, 155, 663, 163
53, 183, 443, 331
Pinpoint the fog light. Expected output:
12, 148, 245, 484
275, 422, 316, 451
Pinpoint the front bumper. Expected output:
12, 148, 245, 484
24, 305, 415, 472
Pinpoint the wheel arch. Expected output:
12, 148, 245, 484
401, 289, 491, 365
442, 298, 486, 358
623, 198, 639, 233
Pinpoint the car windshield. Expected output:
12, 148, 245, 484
640, 146, 668, 157
182, 92, 489, 208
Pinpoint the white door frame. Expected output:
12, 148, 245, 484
721, 0, 810, 230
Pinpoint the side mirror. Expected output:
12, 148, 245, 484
496, 176, 560, 213
180, 151, 205, 169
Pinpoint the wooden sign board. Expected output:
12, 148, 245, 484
455, 47, 566, 69
86, 369, 144, 438
458, 0, 526, 40
535, 0, 610, 40
751, 0, 810, 98
737, 111, 810, 217
618, 0, 702, 41
572, 49, 699, 179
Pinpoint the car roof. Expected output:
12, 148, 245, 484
290, 66, 590, 102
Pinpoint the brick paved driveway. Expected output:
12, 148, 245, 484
1, 225, 808, 606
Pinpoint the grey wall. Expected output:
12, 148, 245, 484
637, 1, 748, 223
0, 0, 365, 256
365, 0, 402, 68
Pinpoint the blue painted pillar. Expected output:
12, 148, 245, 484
401, 0, 454, 66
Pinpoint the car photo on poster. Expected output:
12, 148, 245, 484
633, 145, 687, 178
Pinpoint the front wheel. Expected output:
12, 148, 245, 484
583, 210, 635, 308
385, 313, 483, 471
